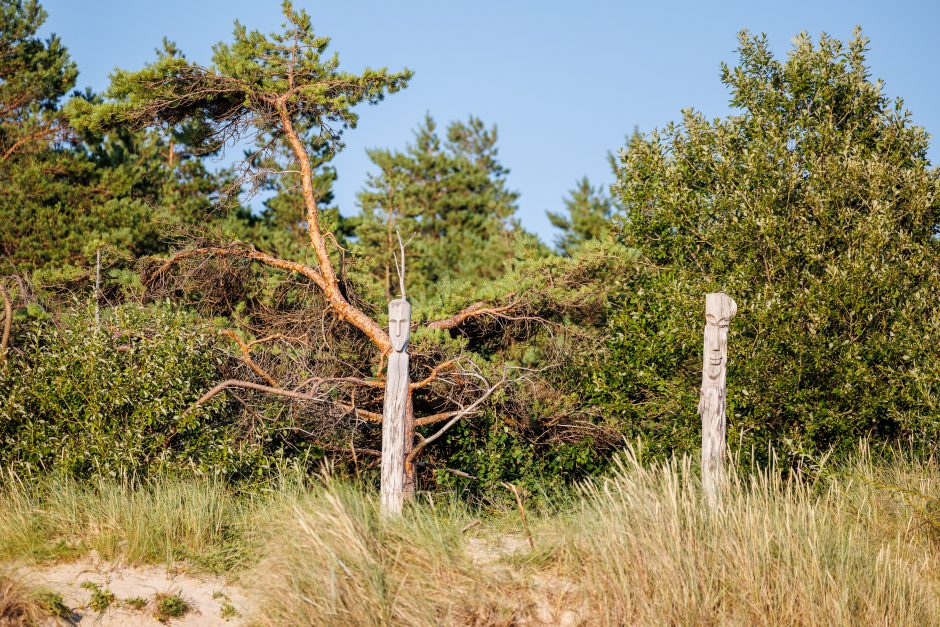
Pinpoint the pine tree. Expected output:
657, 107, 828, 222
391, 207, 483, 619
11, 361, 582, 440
0, 0, 75, 162
547, 176, 614, 256
355, 114, 520, 303
0, 3, 246, 275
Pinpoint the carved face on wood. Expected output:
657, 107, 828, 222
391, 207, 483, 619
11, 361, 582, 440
703, 293, 737, 381
388, 298, 412, 353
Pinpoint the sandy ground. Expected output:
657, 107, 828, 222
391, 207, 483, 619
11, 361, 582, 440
17, 558, 252, 626
466, 534, 583, 626
9, 535, 582, 626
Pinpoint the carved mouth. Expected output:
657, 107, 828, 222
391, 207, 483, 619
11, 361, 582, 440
709, 357, 723, 366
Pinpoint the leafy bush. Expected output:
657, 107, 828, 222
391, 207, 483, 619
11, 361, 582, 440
0, 304, 304, 479
588, 30, 940, 462
153, 593, 190, 621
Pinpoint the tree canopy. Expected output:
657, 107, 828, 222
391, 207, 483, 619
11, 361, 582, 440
547, 176, 615, 256
355, 114, 522, 303
3, 0, 940, 489
590, 28, 940, 460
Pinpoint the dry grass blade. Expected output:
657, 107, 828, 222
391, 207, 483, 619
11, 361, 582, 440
247, 486, 526, 626
549, 447, 940, 626
0, 569, 49, 626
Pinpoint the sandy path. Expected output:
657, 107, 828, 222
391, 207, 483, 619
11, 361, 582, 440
18, 559, 252, 625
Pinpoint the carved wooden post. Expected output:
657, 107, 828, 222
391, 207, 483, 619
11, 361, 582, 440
699, 292, 737, 508
381, 298, 411, 515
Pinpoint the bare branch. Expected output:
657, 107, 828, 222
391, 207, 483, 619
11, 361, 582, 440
425, 300, 524, 331
295, 376, 385, 391
219, 329, 278, 387
334, 401, 383, 423
1, 123, 60, 162
409, 357, 460, 391
413, 409, 463, 428
392, 229, 412, 300
150, 245, 325, 290
503, 482, 534, 550
194, 379, 323, 407
246, 333, 309, 349
405, 374, 506, 466
150, 244, 393, 354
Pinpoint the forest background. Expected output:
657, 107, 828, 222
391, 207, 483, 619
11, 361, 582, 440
2, 0, 940, 495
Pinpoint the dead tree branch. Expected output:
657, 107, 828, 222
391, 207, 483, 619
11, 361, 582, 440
503, 482, 534, 550
426, 301, 522, 331
219, 329, 278, 386
334, 401, 383, 423
151, 243, 393, 354
409, 357, 459, 390
413, 409, 464, 428
405, 374, 506, 467
195, 379, 325, 407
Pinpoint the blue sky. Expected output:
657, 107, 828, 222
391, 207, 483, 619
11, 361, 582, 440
41, 0, 940, 243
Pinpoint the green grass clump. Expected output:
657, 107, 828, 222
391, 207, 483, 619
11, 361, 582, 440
0, 472, 264, 571
220, 601, 239, 619
213, 591, 239, 619
124, 596, 148, 610
38, 590, 71, 618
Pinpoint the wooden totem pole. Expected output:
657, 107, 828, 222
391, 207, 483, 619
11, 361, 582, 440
699, 292, 737, 507
381, 297, 411, 515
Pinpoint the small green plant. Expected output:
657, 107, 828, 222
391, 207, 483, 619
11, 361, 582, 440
220, 601, 239, 619
212, 591, 239, 619
154, 592, 190, 622
38, 591, 71, 618
124, 596, 148, 610
80, 581, 115, 613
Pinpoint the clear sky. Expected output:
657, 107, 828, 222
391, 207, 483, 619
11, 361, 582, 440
40, 0, 940, 243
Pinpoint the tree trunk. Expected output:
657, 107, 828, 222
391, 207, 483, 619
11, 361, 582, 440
402, 394, 415, 498
699, 292, 737, 508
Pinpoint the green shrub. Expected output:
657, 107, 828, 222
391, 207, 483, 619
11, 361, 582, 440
81, 581, 115, 613
589, 30, 940, 462
154, 593, 190, 621
0, 303, 305, 480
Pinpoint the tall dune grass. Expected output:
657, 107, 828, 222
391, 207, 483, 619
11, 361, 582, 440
1, 449, 938, 625
551, 447, 940, 626
247, 486, 527, 626
0, 473, 258, 571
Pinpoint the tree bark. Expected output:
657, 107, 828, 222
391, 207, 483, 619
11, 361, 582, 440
402, 393, 415, 497
275, 102, 392, 354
